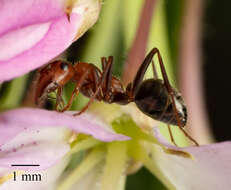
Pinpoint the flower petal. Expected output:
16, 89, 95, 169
0, 0, 82, 82
0, 128, 70, 171
0, 155, 69, 189
148, 128, 231, 190
0, 0, 65, 35
0, 108, 130, 146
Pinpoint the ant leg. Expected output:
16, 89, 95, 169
73, 57, 113, 116
55, 86, 65, 111
101, 56, 113, 94
43, 86, 64, 110
167, 125, 178, 146
178, 127, 199, 146
151, 48, 199, 146
129, 48, 198, 146
59, 69, 90, 112
55, 87, 61, 110
100, 56, 110, 96
130, 48, 157, 96
101, 56, 113, 95
104, 56, 113, 95
59, 86, 79, 112
101, 57, 107, 70
158, 96, 170, 121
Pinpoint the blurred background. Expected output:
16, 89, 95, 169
203, 0, 231, 142
0, 0, 230, 189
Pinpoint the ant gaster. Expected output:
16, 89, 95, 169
35, 48, 199, 146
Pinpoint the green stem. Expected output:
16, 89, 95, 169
122, 0, 157, 84
0, 74, 28, 110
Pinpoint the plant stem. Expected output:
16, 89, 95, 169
122, 0, 157, 84
179, 0, 213, 144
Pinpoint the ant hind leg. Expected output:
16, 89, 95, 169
167, 125, 178, 146
151, 48, 199, 146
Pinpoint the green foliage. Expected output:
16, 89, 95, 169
126, 167, 166, 190
164, 0, 184, 77
0, 74, 29, 110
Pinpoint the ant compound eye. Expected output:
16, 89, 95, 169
60, 62, 69, 71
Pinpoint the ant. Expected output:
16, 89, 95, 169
35, 48, 199, 146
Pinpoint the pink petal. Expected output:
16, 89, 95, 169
0, 156, 69, 189
0, 128, 70, 171
152, 127, 231, 189
0, 142, 69, 172
0, 108, 130, 146
0, 0, 82, 82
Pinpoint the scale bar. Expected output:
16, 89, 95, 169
11, 164, 40, 167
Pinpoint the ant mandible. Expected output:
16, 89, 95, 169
35, 48, 199, 146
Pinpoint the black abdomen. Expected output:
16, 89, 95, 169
134, 79, 187, 126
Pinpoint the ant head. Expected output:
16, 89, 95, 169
134, 79, 187, 127
35, 60, 75, 105
48, 60, 75, 85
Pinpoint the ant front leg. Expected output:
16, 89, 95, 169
59, 69, 90, 112
55, 86, 65, 111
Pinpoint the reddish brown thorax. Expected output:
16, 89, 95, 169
35, 60, 126, 105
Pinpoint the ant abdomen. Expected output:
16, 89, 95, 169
134, 79, 187, 126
